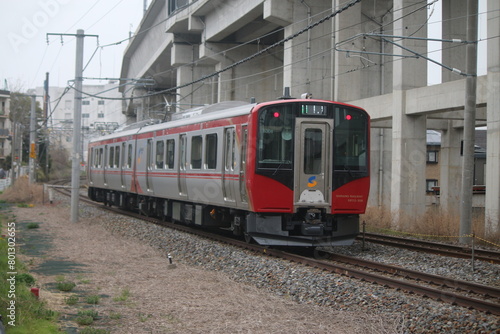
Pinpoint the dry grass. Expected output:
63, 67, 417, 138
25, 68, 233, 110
0, 176, 46, 204
362, 206, 500, 247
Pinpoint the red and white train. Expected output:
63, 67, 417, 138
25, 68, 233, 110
87, 98, 370, 247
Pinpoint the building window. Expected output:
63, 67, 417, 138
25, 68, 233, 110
427, 150, 438, 163
98, 113, 104, 118
82, 100, 90, 105
426, 179, 438, 192
65, 100, 72, 109
98, 100, 105, 105
82, 114, 90, 118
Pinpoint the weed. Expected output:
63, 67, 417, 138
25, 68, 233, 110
55, 275, 66, 282
113, 288, 130, 302
56, 281, 76, 292
86, 295, 101, 305
0, 177, 45, 204
78, 309, 99, 320
65, 295, 79, 305
16, 273, 35, 286
26, 222, 40, 229
76, 315, 94, 326
109, 312, 122, 320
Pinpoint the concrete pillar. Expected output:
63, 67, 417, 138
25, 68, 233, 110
200, 43, 283, 102
333, 0, 361, 101
441, 0, 467, 83
368, 128, 393, 209
485, 1, 500, 235
439, 123, 462, 214
281, 0, 331, 99
172, 43, 214, 109
390, 0, 428, 228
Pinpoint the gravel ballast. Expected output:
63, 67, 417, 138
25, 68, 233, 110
9, 193, 500, 333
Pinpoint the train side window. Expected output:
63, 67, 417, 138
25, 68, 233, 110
114, 145, 120, 168
205, 134, 217, 169
127, 144, 133, 168
166, 139, 175, 169
191, 136, 202, 169
109, 146, 114, 168
156, 140, 165, 169
91, 148, 95, 168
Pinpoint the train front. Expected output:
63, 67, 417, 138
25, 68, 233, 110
245, 99, 370, 247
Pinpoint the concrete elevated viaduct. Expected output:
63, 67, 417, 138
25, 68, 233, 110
120, 0, 499, 235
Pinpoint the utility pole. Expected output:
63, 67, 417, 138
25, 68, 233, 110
29, 95, 36, 184
44, 72, 50, 177
71, 29, 84, 224
459, 0, 478, 244
47, 30, 98, 223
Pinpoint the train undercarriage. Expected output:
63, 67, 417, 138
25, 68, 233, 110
88, 187, 360, 247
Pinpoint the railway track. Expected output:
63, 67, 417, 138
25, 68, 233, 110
359, 232, 500, 264
54, 187, 500, 316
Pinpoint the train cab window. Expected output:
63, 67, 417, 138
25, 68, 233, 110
114, 146, 120, 168
205, 134, 217, 169
156, 140, 165, 169
166, 139, 175, 169
191, 136, 202, 169
333, 107, 368, 172
257, 105, 293, 169
127, 144, 133, 168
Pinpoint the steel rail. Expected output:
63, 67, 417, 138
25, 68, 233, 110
359, 233, 500, 264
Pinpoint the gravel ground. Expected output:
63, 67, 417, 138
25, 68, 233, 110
7, 193, 500, 333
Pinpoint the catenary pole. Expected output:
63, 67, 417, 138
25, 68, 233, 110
459, 0, 478, 244
46, 30, 98, 223
29, 95, 36, 183
71, 29, 84, 223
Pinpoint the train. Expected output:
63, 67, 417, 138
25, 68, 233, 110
87, 97, 370, 247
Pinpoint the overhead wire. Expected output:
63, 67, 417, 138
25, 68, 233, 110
69, 0, 498, 106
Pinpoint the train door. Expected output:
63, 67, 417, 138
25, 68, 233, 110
222, 127, 236, 203
239, 126, 248, 203
103, 145, 108, 186
88, 148, 94, 184
146, 139, 154, 192
120, 142, 126, 189
178, 134, 188, 197
293, 119, 333, 211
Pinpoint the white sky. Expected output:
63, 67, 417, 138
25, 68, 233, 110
1, 0, 147, 91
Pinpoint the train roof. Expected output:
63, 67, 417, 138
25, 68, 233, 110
89, 101, 256, 143
89, 98, 368, 144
